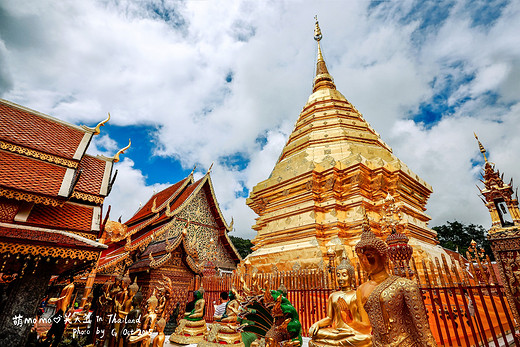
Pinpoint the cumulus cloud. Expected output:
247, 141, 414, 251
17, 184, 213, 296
1, 0, 519, 237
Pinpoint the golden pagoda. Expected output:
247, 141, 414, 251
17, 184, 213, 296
245, 19, 444, 272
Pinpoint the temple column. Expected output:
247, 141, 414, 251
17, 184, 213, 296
0, 266, 52, 347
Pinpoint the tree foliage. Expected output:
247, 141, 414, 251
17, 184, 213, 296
432, 221, 493, 260
230, 236, 254, 259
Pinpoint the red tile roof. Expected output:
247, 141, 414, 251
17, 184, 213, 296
0, 226, 100, 249
0, 150, 66, 196
75, 155, 107, 196
125, 177, 189, 225
0, 100, 86, 159
169, 177, 204, 212
26, 202, 94, 232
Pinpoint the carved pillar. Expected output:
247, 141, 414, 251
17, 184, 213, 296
488, 230, 520, 329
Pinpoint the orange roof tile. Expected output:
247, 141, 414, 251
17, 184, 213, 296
125, 177, 189, 225
0, 151, 66, 196
26, 202, 95, 232
0, 100, 87, 159
75, 155, 107, 196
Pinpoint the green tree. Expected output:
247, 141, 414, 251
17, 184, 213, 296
432, 221, 493, 260
230, 236, 254, 259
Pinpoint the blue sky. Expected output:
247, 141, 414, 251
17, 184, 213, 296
1, 0, 519, 239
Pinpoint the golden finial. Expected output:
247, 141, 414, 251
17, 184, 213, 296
314, 15, 322, 42
113, 139, 131, 163
190, 165, 197, 176
94, 113, 110, 135
207, 162, 214, 174
474, 133, 488, 163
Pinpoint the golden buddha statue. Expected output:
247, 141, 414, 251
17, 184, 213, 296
55, 277, 75, 313
128, 292, 159, 346
170, 287, 208, 344
152, 318, 167, 347
200, 288, 243, 347
354, 214, 437, 347
116, 277, 139, 347
309, 253, 372, 347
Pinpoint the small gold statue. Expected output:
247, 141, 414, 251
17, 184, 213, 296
152, 318, 167, 347
199, 288, 243, 347
355, 214, 437, 346
50, 277, 75, 313
128, 292, 159, 346
170, 287, 208, 344
309, 253, 372, 347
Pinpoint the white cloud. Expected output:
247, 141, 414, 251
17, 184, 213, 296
1, 0, 520, 239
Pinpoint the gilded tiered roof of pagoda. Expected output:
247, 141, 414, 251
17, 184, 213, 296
246, 20, 440, 272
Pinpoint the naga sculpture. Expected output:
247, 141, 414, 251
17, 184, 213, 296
170, 287, 208, 344
239, 277, 302, 347
354, 213, 436, 346
309, 253, 372, 347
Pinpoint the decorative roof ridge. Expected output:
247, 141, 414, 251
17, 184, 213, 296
201, 172, 234, 232
0, 221, 107, 249
0, 187, 65, 206
126, 175, 194, 225
124, 218, 177, 252
97, 252, 129, 271
222, 230, 242, 261
0, 140, 80, 168
0, 98, 95, 134
167, 174, 208, 217
153, 175, 194, 213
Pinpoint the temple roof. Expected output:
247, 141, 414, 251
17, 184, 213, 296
125, 176, 192, 225
98, 172, 241, 274
0, 150, 67, 197
0, 99, 117, 205
26, 203, 96, 232
0, 98, 118, 274
0, 99, 90, 160
0, 224, 105, 249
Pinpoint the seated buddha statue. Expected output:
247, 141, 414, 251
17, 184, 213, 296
354, 213, 437, 347
309, 253, 372, 347
170, 287, 207, 344
201, 288, 243, 347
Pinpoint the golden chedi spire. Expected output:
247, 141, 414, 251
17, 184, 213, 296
246, 17, 440, 273
474, 133, 488, 163
313, 16, 336, 93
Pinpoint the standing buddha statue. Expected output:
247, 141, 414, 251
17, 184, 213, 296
128, 292, 159, 346
354, 213, 436, 346
309, 253, 372, 346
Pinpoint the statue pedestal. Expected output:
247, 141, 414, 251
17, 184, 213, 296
169, 319, 207, 345
198, 322, 244, 347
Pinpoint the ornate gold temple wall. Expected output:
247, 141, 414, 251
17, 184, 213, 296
245, 21, 446, 272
